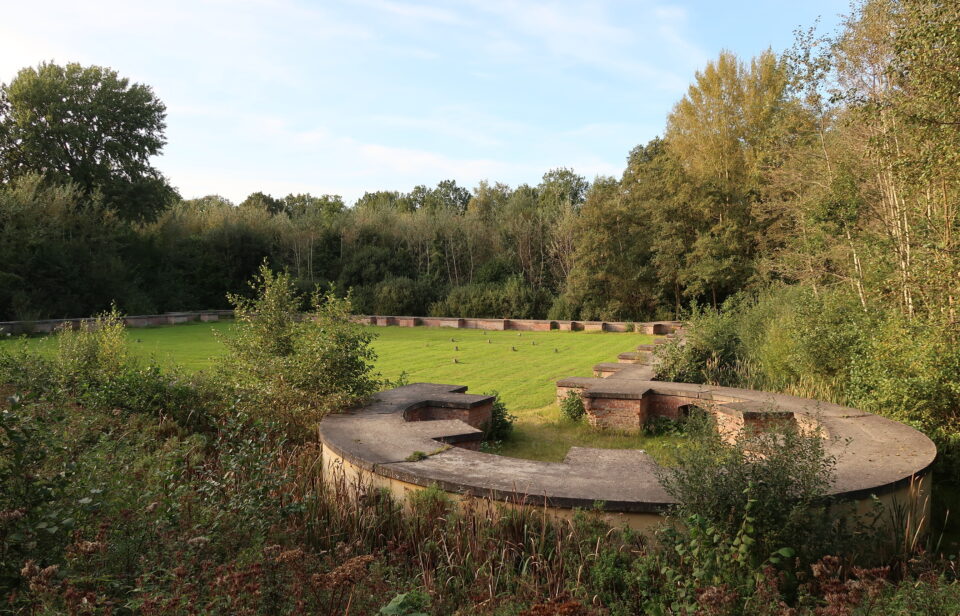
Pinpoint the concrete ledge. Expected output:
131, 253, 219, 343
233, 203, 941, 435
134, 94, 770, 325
0, 310, 235, 335
349, 316, 685, 334
1, 313, 684, 337
319, 383, 674, 518
319, 366, 935, 532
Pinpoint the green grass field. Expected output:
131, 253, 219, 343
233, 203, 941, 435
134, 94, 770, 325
1, 322, 673, 462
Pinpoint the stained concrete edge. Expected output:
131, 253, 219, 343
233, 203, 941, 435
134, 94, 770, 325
318, 377, 936, 513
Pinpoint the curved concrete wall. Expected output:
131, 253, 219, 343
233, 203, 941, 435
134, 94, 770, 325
318, 340, 935, 535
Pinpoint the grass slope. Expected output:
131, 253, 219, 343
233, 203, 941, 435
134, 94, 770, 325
2, 322, 671, 461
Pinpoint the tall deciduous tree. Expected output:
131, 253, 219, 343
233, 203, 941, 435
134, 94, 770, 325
665, 49, 793, 305
240, 191, 285, 216
0, 62, 176, 222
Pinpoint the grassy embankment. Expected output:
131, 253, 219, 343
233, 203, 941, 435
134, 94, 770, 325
1, 322, 678, 462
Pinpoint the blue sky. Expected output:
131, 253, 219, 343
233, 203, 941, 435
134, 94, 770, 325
1, 1, 847, 204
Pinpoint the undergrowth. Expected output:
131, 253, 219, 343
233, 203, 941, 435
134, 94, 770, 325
1, 285, 959, 614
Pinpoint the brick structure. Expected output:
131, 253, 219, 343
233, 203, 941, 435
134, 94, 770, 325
585, 396, 646, 430
403, 400, 493, 431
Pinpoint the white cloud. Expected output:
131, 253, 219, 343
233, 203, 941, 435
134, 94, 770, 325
357, 0, 465, 24
465, 0, 697, 90
1, 0, 720, 204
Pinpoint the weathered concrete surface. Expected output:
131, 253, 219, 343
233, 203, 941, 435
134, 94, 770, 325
0, 310, 234, 335
1, 312, 684, 337
319, 378, 936, 524
320, 383, 673, 513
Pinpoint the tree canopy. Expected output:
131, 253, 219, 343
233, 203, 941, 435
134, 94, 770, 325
0, 62, 176, 222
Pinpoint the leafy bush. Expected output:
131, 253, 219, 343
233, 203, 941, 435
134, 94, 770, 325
220, 263, 381, 436
379, 591, 430, 616
79, 363, 222, 432
371, 276, 437, 316
657, 411, 838, 562
0, 397, 71, 593
53, 305, 129, 395
546, 295, 577, 320
429, 275, 552, 319
0, 341, 56, 394
654, 299, 743, 386
660, 286, 960, 476
481, 390, 515, 442
640, 499, 793, 615
559, 390, 585, 422
642, 413, 691, 436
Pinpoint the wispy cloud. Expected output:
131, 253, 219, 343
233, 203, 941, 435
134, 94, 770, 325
465, 0, 697, 89
1, 0, 836, 204
357, 0, 466, 24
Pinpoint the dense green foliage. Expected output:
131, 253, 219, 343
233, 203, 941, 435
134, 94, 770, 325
480, 391, 515, 443
658, 412, 842, 563
0, 62, 175, 222
2, 324, 958, 614
655, 287, 960, 474
559, 390, 585, 423
219, 264, 380, 435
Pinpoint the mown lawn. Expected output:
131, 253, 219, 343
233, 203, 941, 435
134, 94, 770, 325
2, 322, 672, 461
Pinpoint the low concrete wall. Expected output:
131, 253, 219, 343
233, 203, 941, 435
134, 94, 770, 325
319, 381, 936, 537
2, 312, 684, 337
461, 318, 507, 330
0, 310, 235, 335
321, 446, 666, 533
353, 315, 684, 334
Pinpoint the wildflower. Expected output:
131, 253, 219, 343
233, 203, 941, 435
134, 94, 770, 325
0, 509, 25, 524
312, 555, 374, 590
74, 540, 105, 555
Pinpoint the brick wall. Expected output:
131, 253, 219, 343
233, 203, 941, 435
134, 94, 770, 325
555, 386, 586, 405
710, 408, 744, 441
461, 319, 507, 330
508, 320, 554, 331
404, 403, 493, 430
644, 394, 702, 421
585, 397, 647, 430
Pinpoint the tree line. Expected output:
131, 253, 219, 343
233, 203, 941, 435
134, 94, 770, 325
1, 0, 957, 331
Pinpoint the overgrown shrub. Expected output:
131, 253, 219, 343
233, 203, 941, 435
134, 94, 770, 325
642, 413, 691, 436
0, 396, 72, 593
658, 411, 838, 562
371, 276, 437, 316
481, 391, 515, 442
659, 286, 960, 476
654, 299, 743, 386
429, 275, 551, 319
219, 263, 381, 436
559, 390, 585, 422
80, 363, 222, 432
53, 305, 129, 395
0, 341, 56, 394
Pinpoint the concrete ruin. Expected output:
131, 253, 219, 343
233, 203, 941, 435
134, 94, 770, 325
318, 323, 936, 532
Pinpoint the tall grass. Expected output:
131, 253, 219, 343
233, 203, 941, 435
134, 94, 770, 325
4, 292, 960, 614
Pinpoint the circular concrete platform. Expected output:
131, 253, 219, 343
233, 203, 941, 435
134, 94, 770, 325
318, 338, 936, 531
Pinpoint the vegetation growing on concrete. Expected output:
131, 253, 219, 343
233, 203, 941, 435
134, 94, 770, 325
559, 390, 586, 423
2, 309, 958, 614
2, 0, 960, 611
